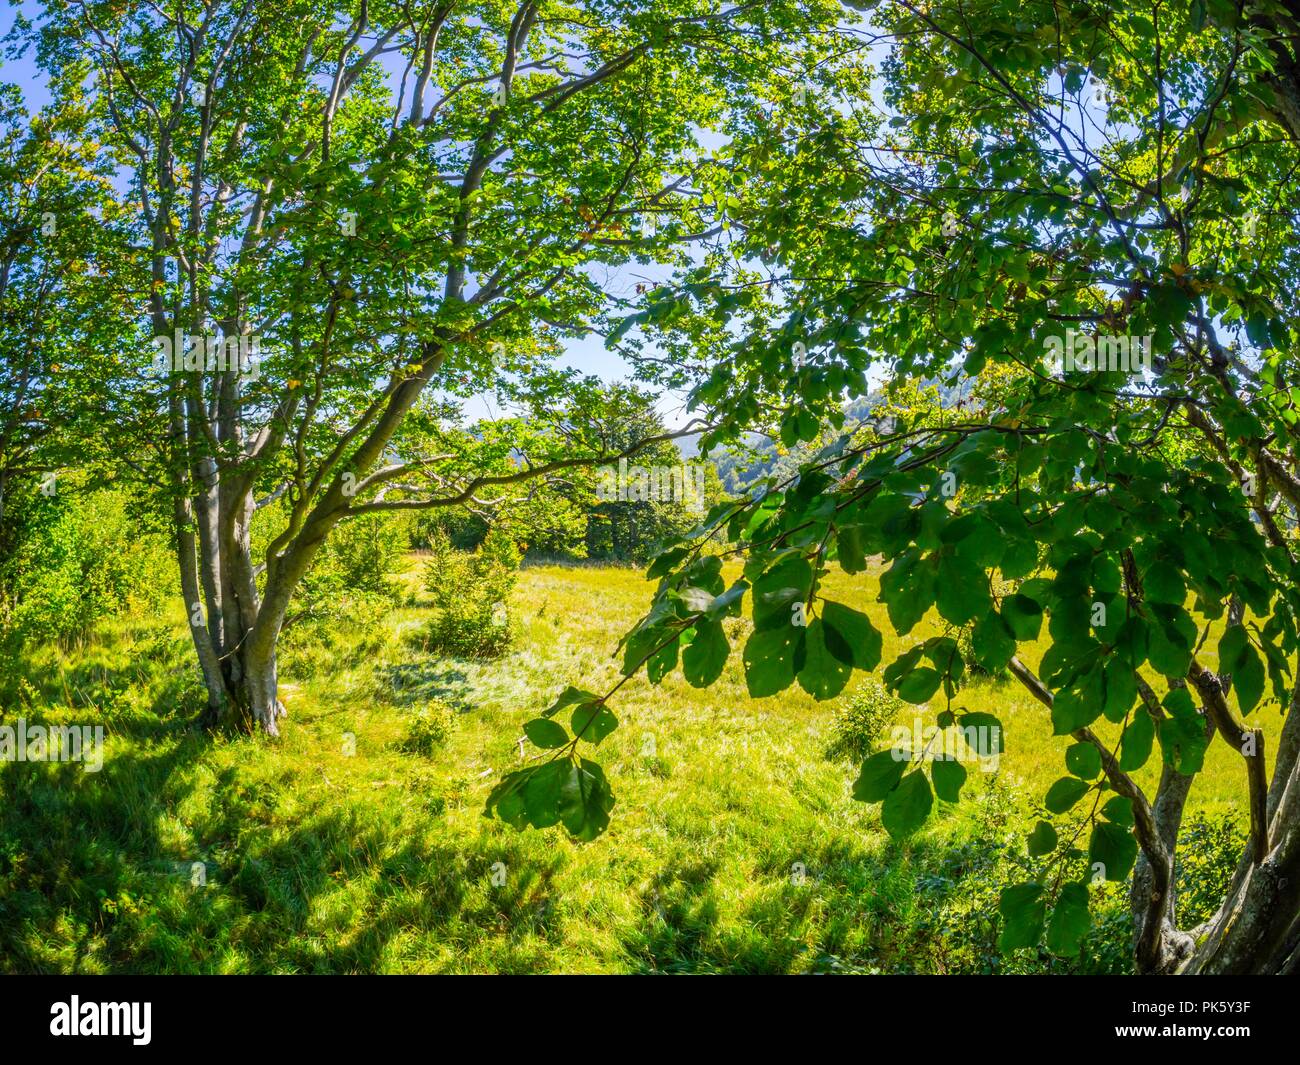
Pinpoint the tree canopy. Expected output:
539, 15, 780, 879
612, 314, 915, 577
486, 0, 1300, 976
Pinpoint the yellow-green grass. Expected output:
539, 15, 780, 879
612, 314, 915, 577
0, 557, 1261, 973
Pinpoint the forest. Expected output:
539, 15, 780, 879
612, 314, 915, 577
2, 0, 1300, 982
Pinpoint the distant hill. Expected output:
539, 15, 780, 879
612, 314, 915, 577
673, 375, 975, 495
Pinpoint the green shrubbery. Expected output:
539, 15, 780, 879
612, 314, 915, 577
1174, 813, 1245, 928
0, 486, 172, 645
398, 699, 458, 756
903, 781, 1136, 975
299, 511, 411, 608
419, 527, 519, 658
825, 678, 903, 762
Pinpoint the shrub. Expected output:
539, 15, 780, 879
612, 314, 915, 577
825, 678, 903, 762
1174, 813, 1245, 928
1, 487, 172, 644
904, 781, 1133, 975
302, 512, 409, 605
399, 700, 458, 756
420, 527, 518, 658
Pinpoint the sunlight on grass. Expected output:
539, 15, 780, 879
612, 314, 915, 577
0, 557, 1258, 973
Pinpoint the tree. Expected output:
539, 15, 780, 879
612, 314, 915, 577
0, 83, 127, 570
487, 0, 1300, 975
24, 0, 844, 731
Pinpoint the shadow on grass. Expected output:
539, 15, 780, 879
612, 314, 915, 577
376, 662, 472, 709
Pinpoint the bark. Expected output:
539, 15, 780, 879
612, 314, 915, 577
1178, 684, 1300, 974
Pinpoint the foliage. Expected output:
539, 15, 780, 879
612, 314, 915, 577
824, 679, 903, 763
1, 485, 172, 645
10, 0, 853, 731
482, 0, 1300, 976
300, 512, 411, 607
1174, 813, 1247, 929
399, 700, 458, 756
420, 528, 519, 658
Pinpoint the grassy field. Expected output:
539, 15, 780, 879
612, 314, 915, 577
0, 557, 1259, 973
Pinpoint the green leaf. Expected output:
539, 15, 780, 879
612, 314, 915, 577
797, 618, 853, 700
1143, 560, 1186, 605
1103, 661, 1137, 722
1088, 820, 1137, 881
675, 586, 716, 613
1234, 642, 1265, 714
880, 551, 935, 634
972, 609, 1016, 671
1065, 741, 1103, 779
1102, 795, 1135, 826
896, 666, 942, 704
942, 511, 1005, 567
931, 756, 967, 802
1158, 687, 1209, 773
557, 758, 615, 841
542, 685, 603, 719
752, 555, 812, 630
1051, 669, 1104, 734
821, 600, 883, 671
1218, 624, 1248, 674
958, 711, 1004, 754
523, 760, 568, 828
1001, 593, 1043, 639
853, 750, 907, 802
1119, 710, 1155, 771
1045, 776, 1090, 813
682, 619, 729, 687
998, 882, 1046, 950
523, 718, 570, 749
484, 770, 531, 829
1046, 882, 1091, 956
1027, 820, 1058, 856
705, 580, 748, 620
935, 553, 989, 624
742, 624, 805, 697
647, 638, 678, 684
1147, 606, 1195, 677
571, 702, 618, 745
1000, 539, 1039, 580
881, 770, 933, 837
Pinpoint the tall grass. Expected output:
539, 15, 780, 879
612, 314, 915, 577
0, 559, 1256, 972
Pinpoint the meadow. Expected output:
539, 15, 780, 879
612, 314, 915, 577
0, 558, 1254, 974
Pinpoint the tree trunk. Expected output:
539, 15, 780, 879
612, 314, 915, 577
1176, 689, 1300, 974
183, 515, 281, 735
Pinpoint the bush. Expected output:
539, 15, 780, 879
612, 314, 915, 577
905, 781, 1133, 975
420, 527, 518, 658
399, 700, 457, 756
1, 487, 172, 644
302, 512, 409, 605
825, 678, 903, 762
1174, 813, 1245, 928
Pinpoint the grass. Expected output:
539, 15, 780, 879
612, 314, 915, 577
0, 556, 1260, 973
